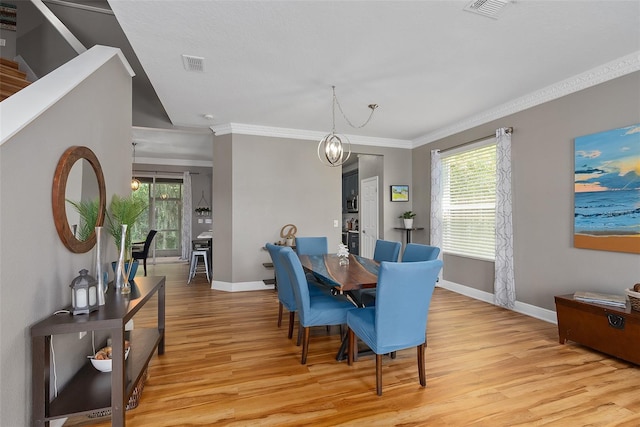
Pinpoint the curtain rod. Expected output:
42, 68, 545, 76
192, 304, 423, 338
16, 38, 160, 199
439, 127, 513, 153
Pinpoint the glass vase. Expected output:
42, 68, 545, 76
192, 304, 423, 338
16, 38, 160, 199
115, 224, 128, 290
94, 226, 107, 305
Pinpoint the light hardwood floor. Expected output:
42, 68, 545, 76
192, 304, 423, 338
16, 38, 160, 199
64, 262, 640, 426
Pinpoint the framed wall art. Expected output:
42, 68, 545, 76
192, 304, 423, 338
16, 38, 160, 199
574, 123, 640, 254
390, 185, 409, 202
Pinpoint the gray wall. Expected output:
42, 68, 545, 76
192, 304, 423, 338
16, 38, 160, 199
413, 71, 640, 310
0, 47, 132, 426
351, 144, 414, 243
211, 135, 413, 286
213, 134, 341, 284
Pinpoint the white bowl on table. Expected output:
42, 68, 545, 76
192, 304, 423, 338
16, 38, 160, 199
89, 348, 130, 372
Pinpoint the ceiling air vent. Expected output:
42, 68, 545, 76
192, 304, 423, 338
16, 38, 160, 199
464, 0, 509, 19
182, 55, 205, 72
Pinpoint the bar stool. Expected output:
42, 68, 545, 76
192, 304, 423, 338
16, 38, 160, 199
188, 249, 210, 284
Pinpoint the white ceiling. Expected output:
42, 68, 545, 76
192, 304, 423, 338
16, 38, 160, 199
108, 1, 640, 163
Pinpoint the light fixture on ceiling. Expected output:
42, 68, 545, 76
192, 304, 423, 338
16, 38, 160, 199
131, 142, 141, 191
318, 86, 378, 167
463, 0, 510, 19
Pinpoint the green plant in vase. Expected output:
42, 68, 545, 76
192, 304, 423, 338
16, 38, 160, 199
106, 194, 148, 290
399, 211, 416, 229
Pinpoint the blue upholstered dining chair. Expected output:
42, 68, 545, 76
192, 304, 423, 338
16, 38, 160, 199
347, 259, 443, 395
357, 239, 402, 306
279, 247, 355, 364
265, 243, 328, 341
373, 239, 401, 262
295, 236, 328, 255
401, 243, 440, 263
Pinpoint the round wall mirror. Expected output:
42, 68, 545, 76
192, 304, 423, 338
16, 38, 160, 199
52, 146, 106, 253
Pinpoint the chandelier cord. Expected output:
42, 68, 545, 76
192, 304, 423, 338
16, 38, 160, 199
332, 85, 378, 130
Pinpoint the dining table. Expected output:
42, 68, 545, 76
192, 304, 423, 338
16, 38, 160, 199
297, 253, 380, 361
297, 253, 380, 306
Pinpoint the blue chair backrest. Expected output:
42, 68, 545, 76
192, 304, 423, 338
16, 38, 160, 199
265, 243, 297, 311
295, 237, 328, 255
373, 240, 401, 262
375, 260, 443, 347
402, 243, 440, 263
280, 248, 312, 324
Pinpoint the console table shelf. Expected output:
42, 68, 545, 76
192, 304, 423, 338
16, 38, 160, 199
31, 276, 166, 427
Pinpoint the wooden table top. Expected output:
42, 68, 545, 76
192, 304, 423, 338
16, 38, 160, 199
298, 253, 379, 292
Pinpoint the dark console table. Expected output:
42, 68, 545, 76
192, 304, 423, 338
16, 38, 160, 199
30, 276, 166, 426
394, 227, 424, 245
555, 294, 639, 365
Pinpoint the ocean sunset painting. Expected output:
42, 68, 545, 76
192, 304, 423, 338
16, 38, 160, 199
574, 123, 640, 254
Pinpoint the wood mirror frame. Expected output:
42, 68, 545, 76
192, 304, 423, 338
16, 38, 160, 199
52, 146, 107, 253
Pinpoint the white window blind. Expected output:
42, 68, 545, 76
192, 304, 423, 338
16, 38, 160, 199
441, 141, 496, 260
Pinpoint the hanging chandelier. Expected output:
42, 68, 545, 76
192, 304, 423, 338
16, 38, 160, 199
318, 86, 378, 167
131, 142, 141, 191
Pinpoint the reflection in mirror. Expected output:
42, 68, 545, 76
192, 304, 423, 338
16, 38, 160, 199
52, 146, 106, 253
66, 159, 100, 241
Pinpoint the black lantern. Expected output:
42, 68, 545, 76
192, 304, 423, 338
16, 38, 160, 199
70, 269, 99, 315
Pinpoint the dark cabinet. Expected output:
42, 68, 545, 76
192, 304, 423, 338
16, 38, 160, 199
347, 231, 359, 255
342, 171, 358, 213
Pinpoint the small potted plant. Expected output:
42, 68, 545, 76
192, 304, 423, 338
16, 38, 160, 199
399, 211, 416, 229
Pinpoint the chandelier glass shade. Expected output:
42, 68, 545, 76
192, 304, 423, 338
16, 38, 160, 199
318, 132, 351, 167
317, 86, 376, 167
131, 142, 140, 191
131, 178, 141, 191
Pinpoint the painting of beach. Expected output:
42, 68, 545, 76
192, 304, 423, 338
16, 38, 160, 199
574, 123, 640, 254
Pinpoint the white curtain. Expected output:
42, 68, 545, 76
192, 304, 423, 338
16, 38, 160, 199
430, 149, 443, 279
494, 128, 516, 308
181, 172, 192, 260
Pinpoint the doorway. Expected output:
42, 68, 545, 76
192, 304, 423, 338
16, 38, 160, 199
132, 178, 183, 258
360, 176, 379, 258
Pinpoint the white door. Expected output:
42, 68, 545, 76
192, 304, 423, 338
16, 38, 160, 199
360, 176, 378, 258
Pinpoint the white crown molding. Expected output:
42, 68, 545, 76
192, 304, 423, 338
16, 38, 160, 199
135, 156, 212, 168
211, 123, 413, 149
412, 50, 640, 148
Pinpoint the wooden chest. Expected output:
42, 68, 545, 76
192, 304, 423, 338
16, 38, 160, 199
555, 294, 640, 365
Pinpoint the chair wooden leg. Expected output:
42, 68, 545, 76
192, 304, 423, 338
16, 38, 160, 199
376, 354, 383, 396
296, 323, 302, 346
417, 343, 426, 387
277, 302, 283, 327
347, 328, 354, 366
301, 327, 310, 364
288, 311, 295, 339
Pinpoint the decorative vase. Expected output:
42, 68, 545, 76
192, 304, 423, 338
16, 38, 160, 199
337, 243, 350, 266
115, 224, 128, 290
403, 218, 414, 229
111, 260, 139, 281
94, 226, 107, 306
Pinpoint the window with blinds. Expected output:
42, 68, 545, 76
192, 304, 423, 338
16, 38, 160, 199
441, 141, 496, 260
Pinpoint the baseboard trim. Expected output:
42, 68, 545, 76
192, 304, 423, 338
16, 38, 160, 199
437, 280, 557, 324
211, 280, 274, 292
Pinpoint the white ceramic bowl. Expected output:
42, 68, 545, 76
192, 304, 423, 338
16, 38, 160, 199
89, 348, 130, 372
